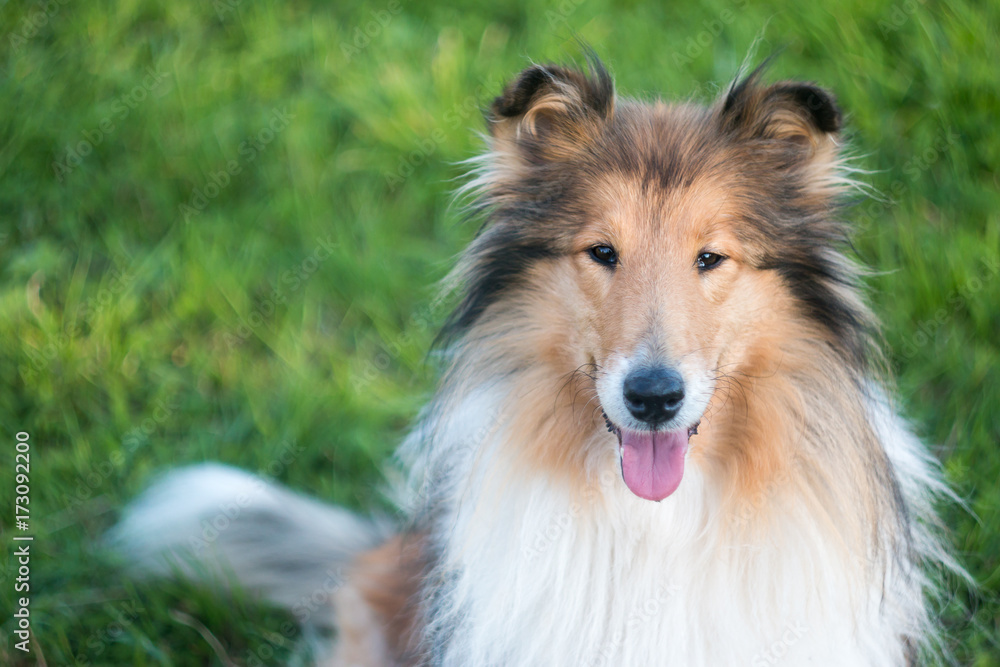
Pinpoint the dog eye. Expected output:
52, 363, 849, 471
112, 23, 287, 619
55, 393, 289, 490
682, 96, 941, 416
588, 245, 618, 267
696, 252, 725, 270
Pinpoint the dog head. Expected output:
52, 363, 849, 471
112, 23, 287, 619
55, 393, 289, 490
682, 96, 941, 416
446, 59, 868, 501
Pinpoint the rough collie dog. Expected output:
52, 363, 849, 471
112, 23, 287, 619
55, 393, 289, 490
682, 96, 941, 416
112, 58, 962, 665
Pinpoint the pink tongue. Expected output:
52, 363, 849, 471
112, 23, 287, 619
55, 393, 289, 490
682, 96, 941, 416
620, 429, 688, 501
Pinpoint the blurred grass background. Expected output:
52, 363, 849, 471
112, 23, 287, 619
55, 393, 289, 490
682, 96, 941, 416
0, 0, 998, 664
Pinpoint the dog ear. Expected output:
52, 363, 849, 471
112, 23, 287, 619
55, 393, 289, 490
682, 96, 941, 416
718, 66, 841, 149
488, 61, 614, 149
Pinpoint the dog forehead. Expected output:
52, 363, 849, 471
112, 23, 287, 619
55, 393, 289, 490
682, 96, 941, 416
576, 103, 738, 229
582, 161, 736, 248
598, 102, 724, 183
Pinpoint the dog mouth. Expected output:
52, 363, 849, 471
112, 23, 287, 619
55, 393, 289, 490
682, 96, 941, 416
603, 411, 699, 502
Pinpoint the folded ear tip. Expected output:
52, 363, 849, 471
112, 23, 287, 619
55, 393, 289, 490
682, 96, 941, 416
489, 60, 614, 125
721, 73, 843, 140
491, 65, 560, 119
786, 83, 842, 134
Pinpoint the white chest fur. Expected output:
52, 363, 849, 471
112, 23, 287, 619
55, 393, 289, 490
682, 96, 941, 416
403, 392, 932, 666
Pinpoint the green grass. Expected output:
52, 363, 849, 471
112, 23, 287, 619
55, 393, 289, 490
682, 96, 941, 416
1, 0, 998, 664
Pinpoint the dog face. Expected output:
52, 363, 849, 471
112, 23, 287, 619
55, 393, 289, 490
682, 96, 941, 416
447, 60, 863, 500
574, 164, 761, 500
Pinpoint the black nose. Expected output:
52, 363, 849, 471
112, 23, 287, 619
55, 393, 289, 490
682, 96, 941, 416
623, 367, 685, 425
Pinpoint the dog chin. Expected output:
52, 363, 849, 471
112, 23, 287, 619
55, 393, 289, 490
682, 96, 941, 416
603, 411, 700, 502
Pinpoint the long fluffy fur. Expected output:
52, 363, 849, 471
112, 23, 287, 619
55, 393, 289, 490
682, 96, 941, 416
111, 58, 963, 666
109, 464, 385, 626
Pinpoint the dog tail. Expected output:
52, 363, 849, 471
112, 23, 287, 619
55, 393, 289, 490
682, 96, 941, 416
107, 463, 386, 626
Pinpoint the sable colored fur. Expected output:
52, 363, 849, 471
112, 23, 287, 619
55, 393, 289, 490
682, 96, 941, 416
111, 58, 963, 666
